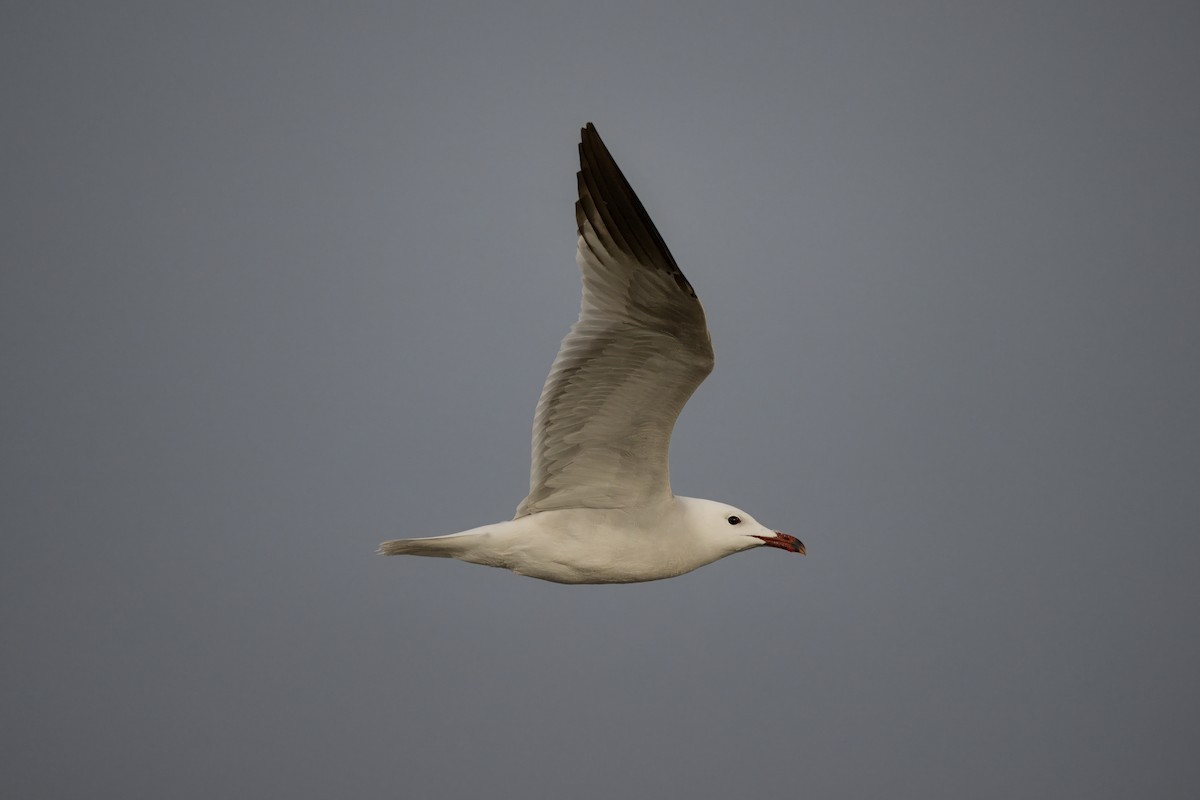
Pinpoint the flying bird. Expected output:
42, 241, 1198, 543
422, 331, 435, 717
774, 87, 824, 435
379, 123, 804, 583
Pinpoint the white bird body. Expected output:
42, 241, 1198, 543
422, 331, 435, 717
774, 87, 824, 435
381, 497, 785, 584
379, 124, 804, 584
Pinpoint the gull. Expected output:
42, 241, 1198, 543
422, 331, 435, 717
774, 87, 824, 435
379, 123, 804, 583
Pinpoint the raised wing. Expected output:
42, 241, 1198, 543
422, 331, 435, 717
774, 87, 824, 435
515, 123, 714, 518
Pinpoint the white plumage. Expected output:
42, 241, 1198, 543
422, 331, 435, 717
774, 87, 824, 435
379, 123, 804, 584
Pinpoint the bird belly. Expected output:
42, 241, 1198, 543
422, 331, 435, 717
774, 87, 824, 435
490, 514, 705, 584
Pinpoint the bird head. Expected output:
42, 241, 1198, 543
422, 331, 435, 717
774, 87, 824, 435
681, 497, 805, 557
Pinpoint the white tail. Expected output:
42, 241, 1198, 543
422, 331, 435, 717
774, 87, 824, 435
377, 524, 504, 560
377, 536, 461, 557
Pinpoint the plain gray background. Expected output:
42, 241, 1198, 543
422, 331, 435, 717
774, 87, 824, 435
4, 2, 1199, 797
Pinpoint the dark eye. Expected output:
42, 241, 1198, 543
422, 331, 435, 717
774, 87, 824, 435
727, 515, 741, 525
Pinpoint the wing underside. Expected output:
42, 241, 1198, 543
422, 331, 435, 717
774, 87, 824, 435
515, 124, 714, 518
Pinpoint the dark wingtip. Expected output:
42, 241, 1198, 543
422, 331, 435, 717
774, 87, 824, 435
574, 122, 697, 299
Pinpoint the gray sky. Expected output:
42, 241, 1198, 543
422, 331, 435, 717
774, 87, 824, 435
3, 2, 1199, 798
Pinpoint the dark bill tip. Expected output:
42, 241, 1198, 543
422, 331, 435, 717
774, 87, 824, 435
753, 532, 806, 554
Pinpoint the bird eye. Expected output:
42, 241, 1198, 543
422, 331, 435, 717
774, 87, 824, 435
727, 515, 741, 525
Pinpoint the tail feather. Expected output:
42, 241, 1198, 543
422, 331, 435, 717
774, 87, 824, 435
377, 537, 459, 557
377, 530, 492, 558
378, 524, 507, 569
